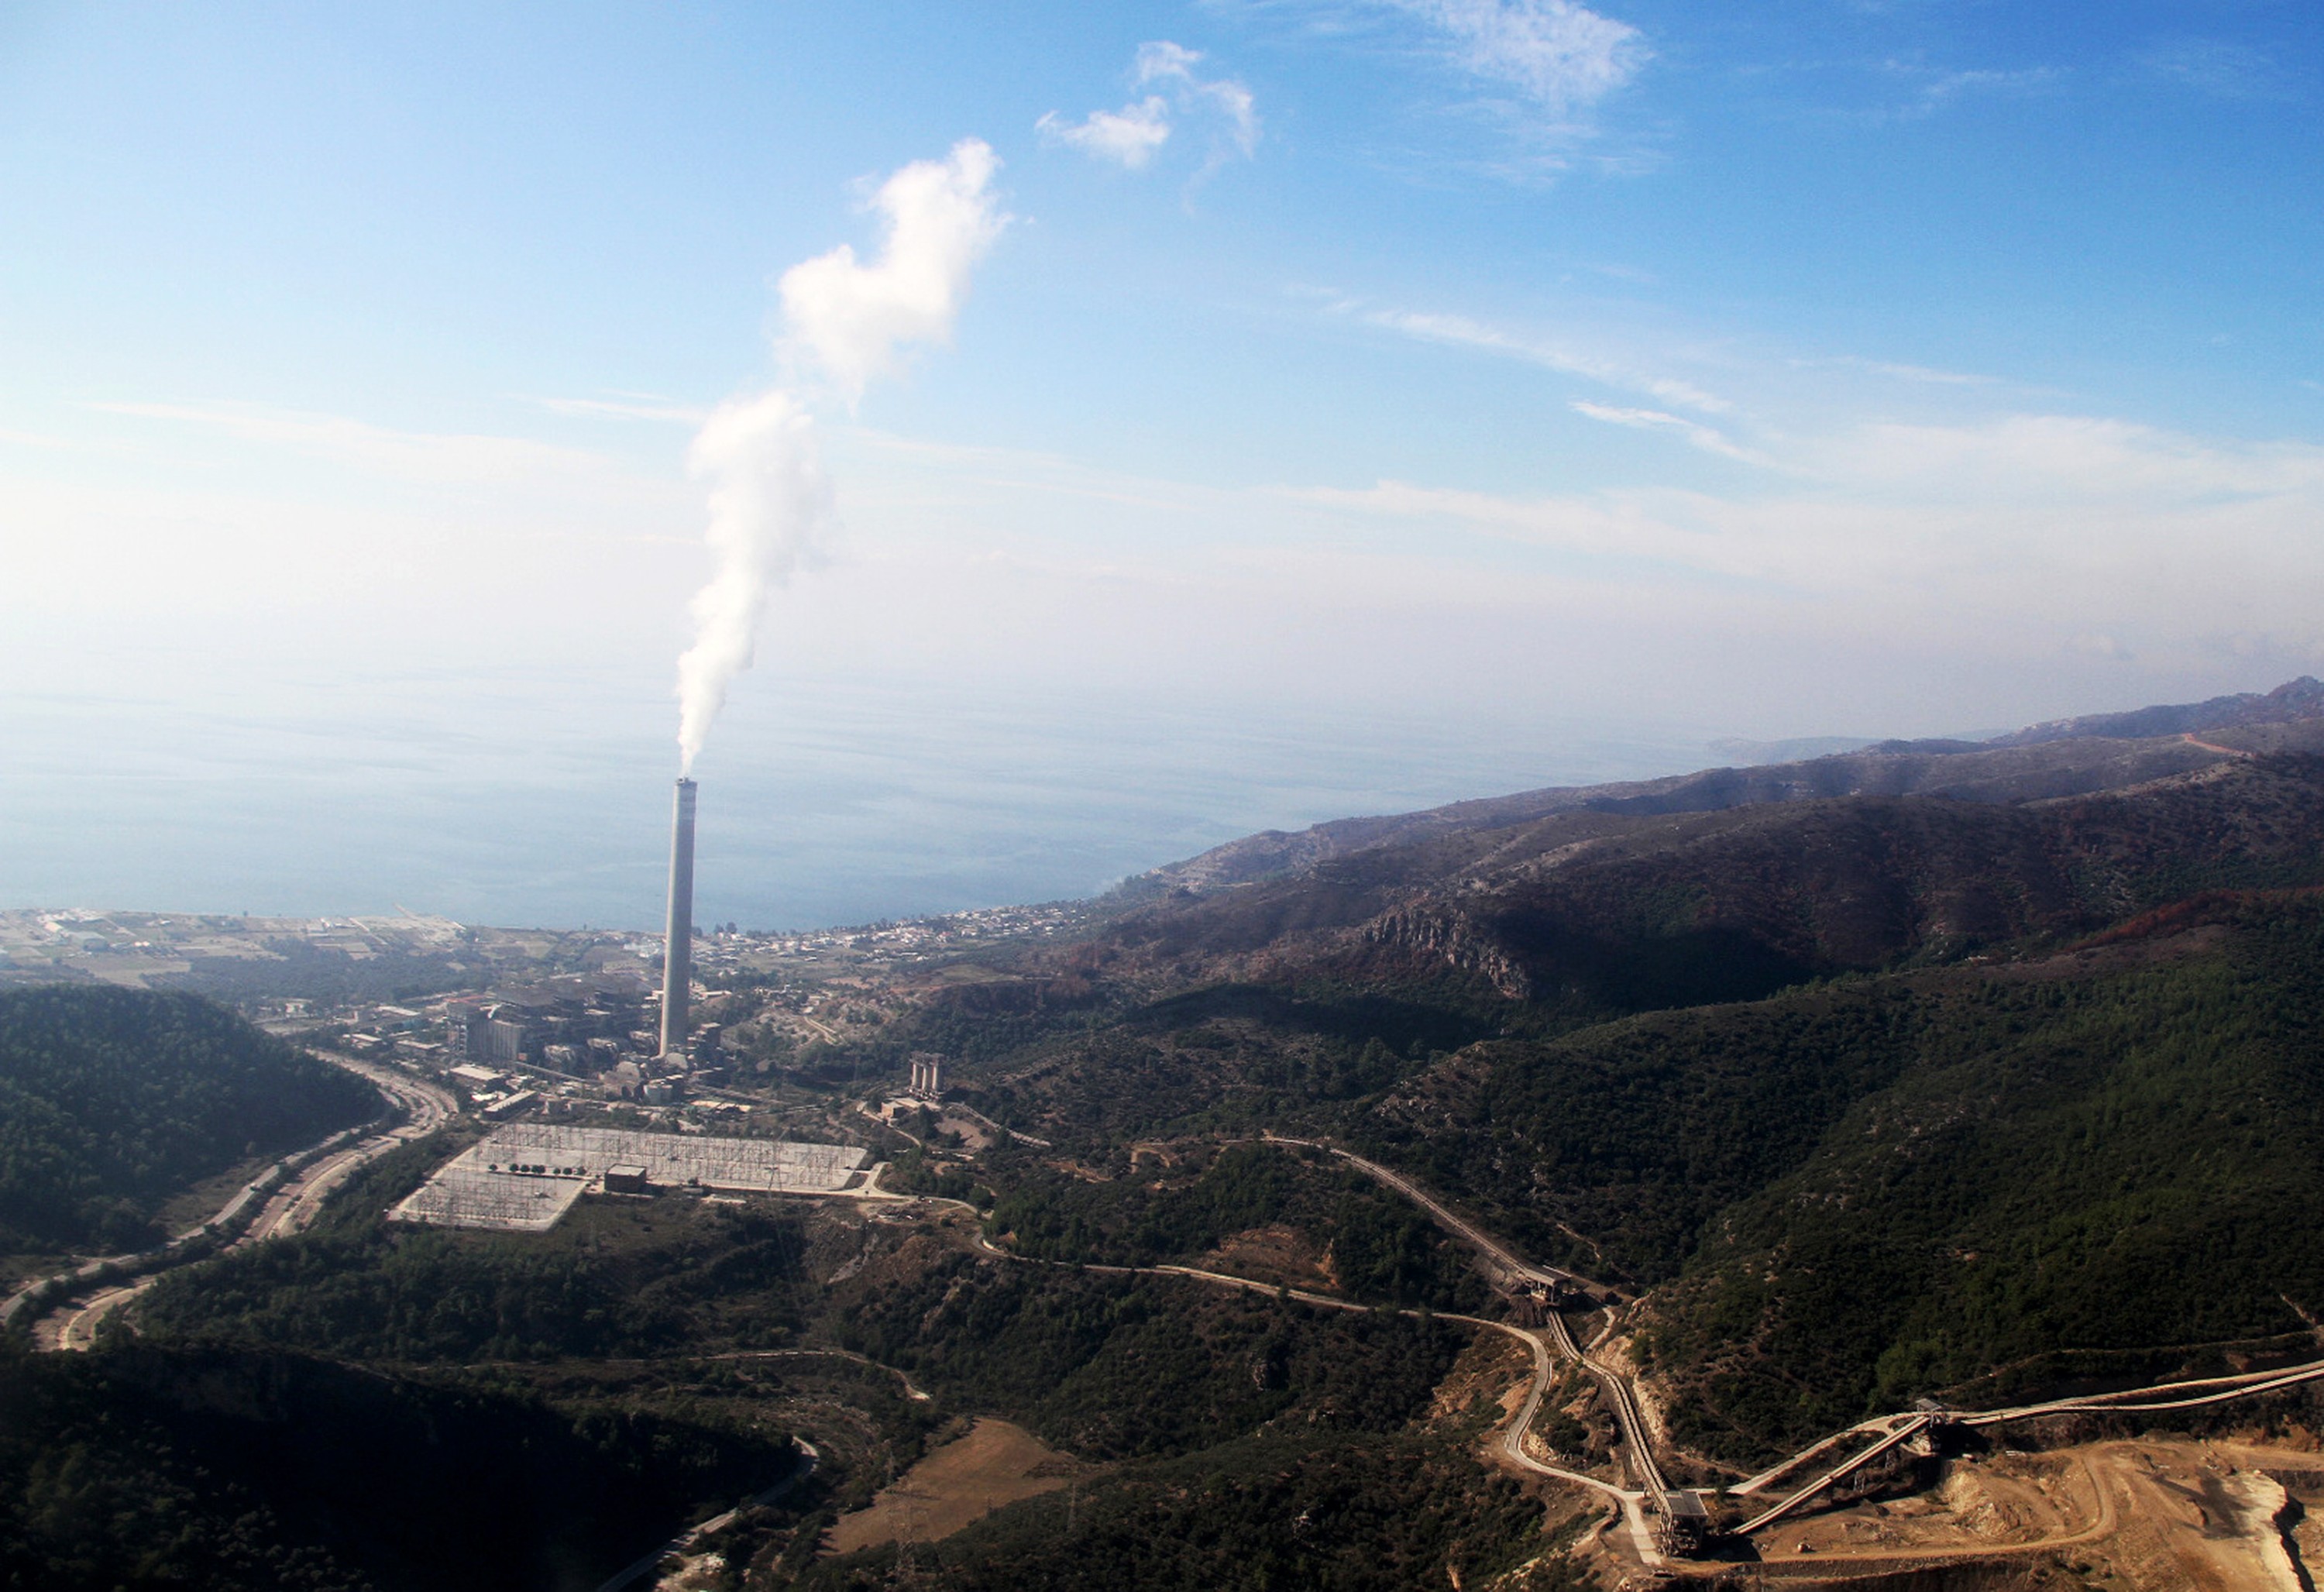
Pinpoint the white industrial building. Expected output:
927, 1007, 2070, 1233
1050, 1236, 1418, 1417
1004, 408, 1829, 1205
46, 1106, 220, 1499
390, 1123, 870, 1232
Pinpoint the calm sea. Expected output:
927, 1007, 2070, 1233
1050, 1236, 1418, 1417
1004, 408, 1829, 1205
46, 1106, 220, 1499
1, 668, 1714, 932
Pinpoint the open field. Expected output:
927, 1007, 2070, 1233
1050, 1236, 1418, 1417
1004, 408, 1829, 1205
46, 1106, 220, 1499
823, 1419, 1091, 1556
1195, 1222, 1333, 1293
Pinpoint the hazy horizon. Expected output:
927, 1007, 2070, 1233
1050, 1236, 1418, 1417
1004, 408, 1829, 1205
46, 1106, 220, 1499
4, 665, 1738, 930
13, 658, 2314, 932
5, 2, 2318, 928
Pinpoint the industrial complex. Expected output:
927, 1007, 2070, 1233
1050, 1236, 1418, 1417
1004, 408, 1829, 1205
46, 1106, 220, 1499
390, 1123, 871, 1232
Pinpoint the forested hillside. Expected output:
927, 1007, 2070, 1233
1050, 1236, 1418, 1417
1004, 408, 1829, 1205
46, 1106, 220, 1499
0, 986, 379, 1256
0, 1336, 799, 1592
1634, 890, 2324, 1461
985, 1140, 1490, 1309
1095, 752, 2324, 1013
889, 755, 2324, 1466
905, 899, 2324, 1469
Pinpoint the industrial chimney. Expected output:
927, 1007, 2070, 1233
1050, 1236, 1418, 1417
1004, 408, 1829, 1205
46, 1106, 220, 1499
658, 777, 696, 1059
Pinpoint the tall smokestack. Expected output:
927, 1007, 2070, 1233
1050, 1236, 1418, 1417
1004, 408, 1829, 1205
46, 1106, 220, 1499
659, 778, 696, 1059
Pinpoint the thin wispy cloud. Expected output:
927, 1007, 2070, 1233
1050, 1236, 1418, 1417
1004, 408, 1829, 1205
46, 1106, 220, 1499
535, 394, 712, 425
1569, 400, 1769, 465
1355, 303, 1731, 413
838, 425, 1232, 518
844, 394, 2324, 669
87, 401, 643, 490
849, 411, 2324, 612
1853, 361, 1985, 388
1040, 41, 1259, 175
1212, 0, 1649, 177
1758, 55, 2066, 129
1863, 61, 2060, 123
1823, 414, 2324, 503
2135, 38, 2286, 101
1805, 355, 1995, 388
1281, 410, 2324, 641
1140, 41, 1261, 155
0, 426, 78, 451
1920, 67, 2056, 107
1393, 0, 1647, 113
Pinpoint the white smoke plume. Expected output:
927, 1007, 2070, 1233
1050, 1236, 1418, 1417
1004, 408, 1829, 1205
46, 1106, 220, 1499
675, 139, 1006, 772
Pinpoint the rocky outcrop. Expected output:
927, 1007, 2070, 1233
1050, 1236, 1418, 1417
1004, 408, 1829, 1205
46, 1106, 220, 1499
1361, 903, 1534, 999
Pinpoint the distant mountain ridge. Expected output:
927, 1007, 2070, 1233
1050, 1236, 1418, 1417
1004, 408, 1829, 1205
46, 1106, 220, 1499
1987, 673, 2324, 747
1132, 677, 2324, 896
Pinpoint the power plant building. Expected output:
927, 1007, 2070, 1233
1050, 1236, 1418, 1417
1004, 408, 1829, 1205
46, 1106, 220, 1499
484, 1016, 528, 1063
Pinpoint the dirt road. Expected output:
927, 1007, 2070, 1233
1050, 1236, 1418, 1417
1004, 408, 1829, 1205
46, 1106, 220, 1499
1751, 1437, 2316, 1589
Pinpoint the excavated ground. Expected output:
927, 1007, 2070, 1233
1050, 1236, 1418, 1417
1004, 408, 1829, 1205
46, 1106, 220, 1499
1738, 1436, 2324, 1589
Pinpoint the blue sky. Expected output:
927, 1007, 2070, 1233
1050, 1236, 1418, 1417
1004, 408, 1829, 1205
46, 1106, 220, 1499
5, 2, 2322, 920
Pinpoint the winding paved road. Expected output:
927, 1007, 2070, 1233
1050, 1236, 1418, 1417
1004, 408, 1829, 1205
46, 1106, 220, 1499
952, 1167, 1669, 1563
24, 1051, 456, 1351
1257, 1136, 1670, 1511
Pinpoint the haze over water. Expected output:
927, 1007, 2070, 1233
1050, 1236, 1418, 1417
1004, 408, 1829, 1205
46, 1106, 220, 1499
2, 672, 1711, 931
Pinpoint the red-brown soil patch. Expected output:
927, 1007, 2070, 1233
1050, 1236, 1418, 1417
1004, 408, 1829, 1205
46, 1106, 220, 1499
823, 1418, 1092, 1556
